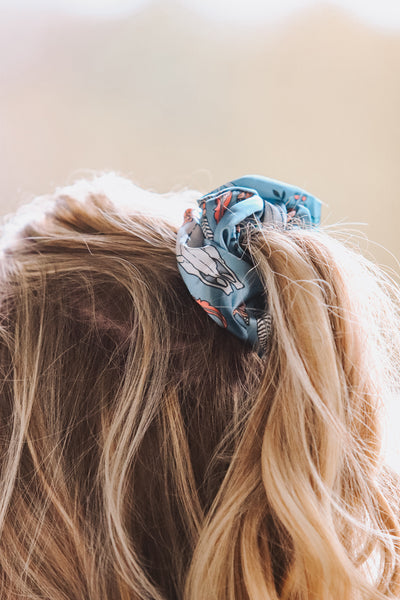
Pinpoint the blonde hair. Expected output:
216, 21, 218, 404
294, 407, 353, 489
0, 173, 399, 599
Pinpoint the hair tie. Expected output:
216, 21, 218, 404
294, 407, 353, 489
176, 174, 322, 354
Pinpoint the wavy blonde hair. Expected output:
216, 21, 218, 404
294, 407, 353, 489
0, 173, 399, 600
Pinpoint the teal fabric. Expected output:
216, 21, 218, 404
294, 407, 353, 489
176, 174, 322, 354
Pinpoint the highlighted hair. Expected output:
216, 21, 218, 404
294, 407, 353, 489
0, 174, 398, 599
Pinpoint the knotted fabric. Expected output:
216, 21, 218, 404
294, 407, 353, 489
176, 174, 322, 354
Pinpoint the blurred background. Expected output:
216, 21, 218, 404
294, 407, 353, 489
0, 0, 399, 468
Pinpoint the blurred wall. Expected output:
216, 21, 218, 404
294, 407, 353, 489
0, 1, 399, 274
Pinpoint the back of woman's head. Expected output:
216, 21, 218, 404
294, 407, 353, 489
0, 173, 399, 600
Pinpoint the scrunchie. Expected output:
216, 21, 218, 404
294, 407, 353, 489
176, 174, 322, 354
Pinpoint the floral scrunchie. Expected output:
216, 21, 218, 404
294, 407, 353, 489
176, 174, 322, 354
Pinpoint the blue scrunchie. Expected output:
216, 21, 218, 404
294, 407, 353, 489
176, 174, 322, 353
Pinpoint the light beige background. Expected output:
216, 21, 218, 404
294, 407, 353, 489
1, 1, 399, 466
